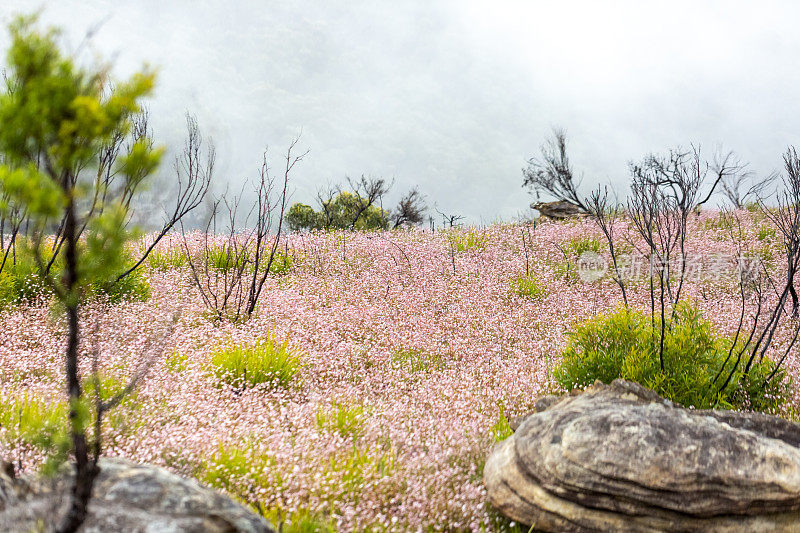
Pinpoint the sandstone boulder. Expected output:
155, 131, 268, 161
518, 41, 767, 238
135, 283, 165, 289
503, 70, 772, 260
0, 458, 274, 532
484, 379, 800, 532
531, 200, 585, 220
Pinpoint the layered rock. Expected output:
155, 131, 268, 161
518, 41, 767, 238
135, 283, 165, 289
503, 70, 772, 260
485, 379, 800, 532
0, 458, 274, 532
531, 200, 585, 220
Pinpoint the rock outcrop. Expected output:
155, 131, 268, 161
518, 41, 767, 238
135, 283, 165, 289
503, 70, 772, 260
484, 379, 800, 532
0, 458, 274, 532
531, 200, 585, 220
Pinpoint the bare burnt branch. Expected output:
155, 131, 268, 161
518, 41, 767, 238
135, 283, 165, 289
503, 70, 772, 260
346, 175, 391, 230
246, 135, 308, 316
523, 128, 587, 212
182, 135, 306, 321
434, 205, 464, 228
316, 185, 338, 231
585, 185, 627, 306
117, 113, 213, 281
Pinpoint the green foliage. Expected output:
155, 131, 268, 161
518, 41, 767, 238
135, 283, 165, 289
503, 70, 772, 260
0, 394, 70, 474
315, 401, 367, 441
96, 263, 150, 303
147, 245, 189, 270
0, 241, 149, 307
551, 257, 577, 282
0, 14, 162, 305
200, 441, 385, 530
701, 214, 736, 233
490, 406, 514, 443
286, 203, 322, 232
209, 332, 304, 389
206, 245, 248, 273
512, 272, 547, 300
165, 350, 189, 372
267, 509, 337, 533
553, 303, 792, 412
286, 191, 389, 232
449, 227, 488, 252
324, 444, 396, 502
200, 441, 284, 511
204, 245, 295, 276
266, 247, 295, 275
84, 373, 133, 403
565, 235, 604, 257
0, 242, 50, 306
0, 375, 134, 475
391, 347, 445, 373
757, 226, 776, 241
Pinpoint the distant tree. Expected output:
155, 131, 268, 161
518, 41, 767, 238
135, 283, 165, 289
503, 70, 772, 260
523, 128, 588, 212
287, 176, 426, 232
718, 161, 774, 209
285, 202, 322, 231
391, 187, 426, 229
306, 190, 389, 231
0, 15, 164, 532
434, 204, 465, 228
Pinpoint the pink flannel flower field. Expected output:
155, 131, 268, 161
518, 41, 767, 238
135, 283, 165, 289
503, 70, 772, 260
2, 213, 799, 531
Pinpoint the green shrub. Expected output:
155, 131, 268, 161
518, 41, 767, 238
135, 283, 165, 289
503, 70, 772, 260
553, 302, 792, 412
315, 401, 367, 441
268, 509, 336, 533
0, 380, 134, 475
205, 245, 294, 276
512, 272, 547, 299
0, 242, 52, 306
701, 213, 739, 234
327, 445, 395, 492
200, 442, 284, 511
147, 245, 189, 270
449, 227, 488, 252
209, 332, 304, 389
267, 248, 295, 275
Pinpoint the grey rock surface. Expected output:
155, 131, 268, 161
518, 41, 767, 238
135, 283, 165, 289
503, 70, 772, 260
0, 458, 274, 533
531, 200, 585, 219
484, 379, 800, 532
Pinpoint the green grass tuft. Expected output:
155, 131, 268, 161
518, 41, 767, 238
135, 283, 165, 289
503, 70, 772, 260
147, 245, 189, 270
391, 347, 445, 373
512, 272, 547, 299
449, 227, 488, 252
165, 350, 189, 372
0, 241, 150, 307
565, 235, 604, 257
490, 406, 514, 443
315, 401, 368, 441
209, 332, 304, 389
757, 226, 776, 241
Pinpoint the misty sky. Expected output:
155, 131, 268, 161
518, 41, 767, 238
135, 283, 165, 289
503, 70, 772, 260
2, 1, 800, 223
